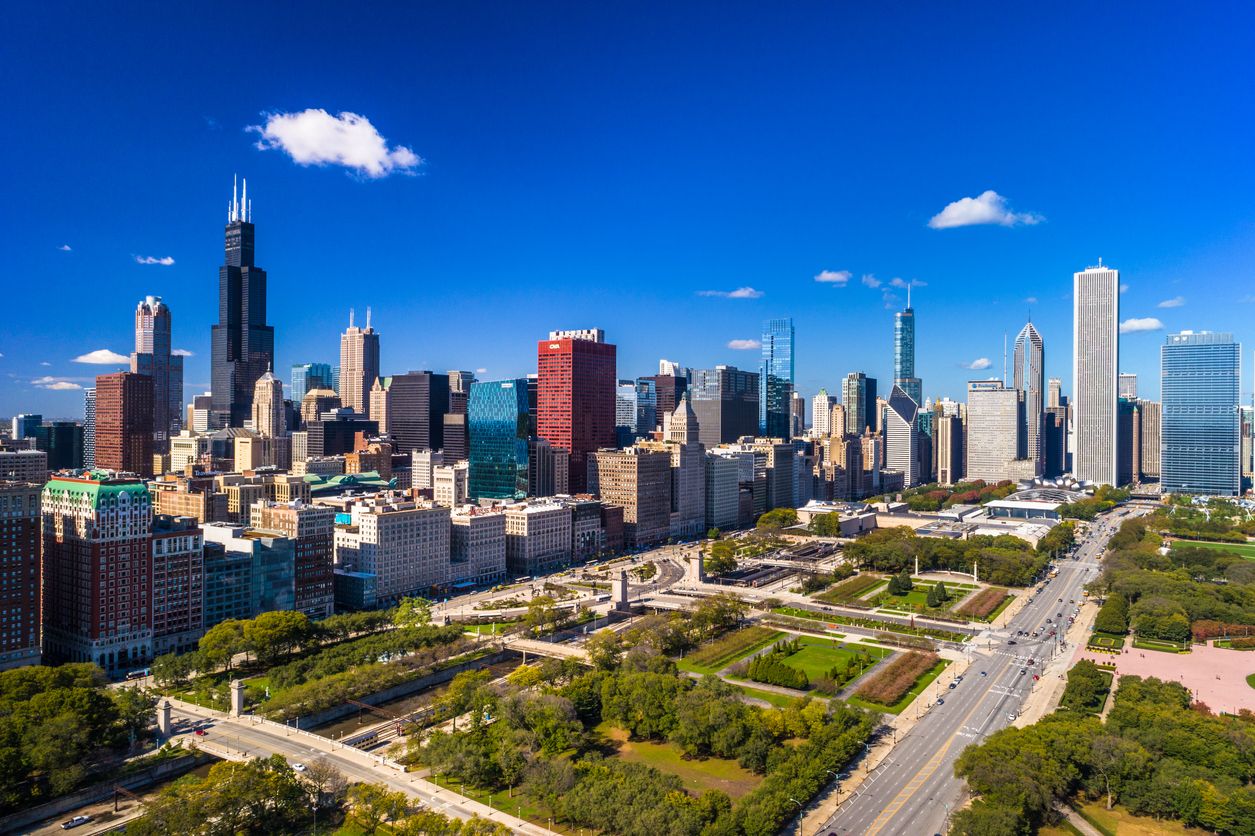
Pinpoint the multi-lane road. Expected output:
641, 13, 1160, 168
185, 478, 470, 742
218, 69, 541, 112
820, 509, 1138, 836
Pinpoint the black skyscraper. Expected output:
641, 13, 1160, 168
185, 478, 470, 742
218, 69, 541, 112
211, 177, 275, 427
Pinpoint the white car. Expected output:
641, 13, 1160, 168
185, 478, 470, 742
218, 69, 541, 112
293, 762, 308, 773
61, 816, 92, 830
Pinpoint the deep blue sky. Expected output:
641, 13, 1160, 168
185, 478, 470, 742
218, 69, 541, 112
5, 2, 1255, 419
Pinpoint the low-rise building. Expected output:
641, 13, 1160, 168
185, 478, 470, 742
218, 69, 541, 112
333, 493, 451, 602
151, 515, 204, 655
504, 499, 572, 576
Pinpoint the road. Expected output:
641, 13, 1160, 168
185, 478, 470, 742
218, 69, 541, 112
819, 509, 1139, 836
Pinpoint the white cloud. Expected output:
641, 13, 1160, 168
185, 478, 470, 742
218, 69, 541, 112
475, 367, 488, 375
250, 108, 422, 178
72, 348, 129, 364
58, 244, 72, 252
172, 348, 195, 357
135, 255, 175, 266
727, 339, 762, 350
963, 358, 993, 370
927, 190, 1043, 229
33, 376, 83, 391
889, 277, 926, 289
1157, 296, 1185, 309
39, 361, 51, 366
814, 269, 851, 285
1025, 296, 1039, 304
1119, 284, 1129, 294
698, 286, 763, 299
1119, 317, 1164, 334
861, 274, 882, 289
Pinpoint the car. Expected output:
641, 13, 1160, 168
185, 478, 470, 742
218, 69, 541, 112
293, 762, 307, 773
948, 682, 956, 689
1056, 612, 1063, 618
1008, 712, 1018, 721
980, 670, 987, 676
194, 728, 207, 736
936, 698, 945, 705
1046, 619, 1053, 624
1058, 597, 1063, 602
61, 816, 92, 830
1007, 639, 1017, 645
1019, 668, 1026, 675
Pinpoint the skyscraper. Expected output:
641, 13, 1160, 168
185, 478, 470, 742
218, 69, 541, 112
893, 292, 921, 405
1072, 262, 1119, 485
468, 379, 530, 500
760, 318, 795, 437
690, 365, 759, 447
83, 388, 96, 468
1118, 373, 1138, 399
1013, 321, 1045, 468
339, 308, 381, 417
536, 329, 617, 492
10, 414, 41, 441
291, 363, 333, 405
965, 379, 1039, 482
1161, 331, 1240, 495
130, 295, 182, 451
812, 389, 836, 436
251, 369, 284, 438
842, 372, 878, 435
884, 386, 920, 487
0, 483, 41, 670
94, 372, 154, 477
211, 177, 275, 427
370, 371, 450, 453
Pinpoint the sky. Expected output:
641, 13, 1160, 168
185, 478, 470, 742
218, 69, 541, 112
4, 2, 1255, 420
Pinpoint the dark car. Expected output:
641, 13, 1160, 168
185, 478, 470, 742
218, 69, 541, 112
1007, 639, 1017, 645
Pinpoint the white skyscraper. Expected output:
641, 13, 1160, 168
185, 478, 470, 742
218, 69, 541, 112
811, 389, 836, 436
1072, 263, 1120, 485
884, 386, 920, 487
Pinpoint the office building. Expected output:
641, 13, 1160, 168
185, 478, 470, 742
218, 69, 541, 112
201, 538, 248, 628
935, 413, 964, 485
443, 387, 469, 463
650, 395, 707, 539
450, 507, 507, 586
468, 379, 530, 500
300, 388, 342, 427
291, 363, 333, 406
1013, 321, 1045, 469
893, 295, 922, 405
338, 309, 380, 417
333, 494, 450, 600
528, 438, 569, 497
884, 386, 920, 487
0, 449, 48, 484
1048, 378, 1064, 409
211, 177, 275, 428
649, 373, 688, 423
704, 452, 741, 531
966, 380, 1039, 482
433, 462, 469, 507
187, 393, 216, 434
842, 372, 878, 435
504, 499, 572, 576
42, 473, 153, 672
588, 447, 672, 547
130, 295, 183, 451
10, 415, 41, 441
370, 371, 450, 453
94, 372, 154, 477
1161, 331, 1241, 495
201, 522, 295, 619
1044, 406, 1069, 479
0, 483, 41, 670
1117, 398, 1140, 487
151, 515, 204, 655
790, 391, 806, 438
32, 422, 84, 471
616, 379, 657, 442
812, 389, 836, 436
251, 500, 336, 620
536, 329, 617, 492
345, 438, 393, 480
1140, 400, 1161, 480
1119, 373, 1138, 400
251, 369, 284, 438
690, 365, 759, 446
760, 318, 795, 437
303, 410, 378, 458
1072, 262, 1120, 484
412, 449, 444, 491
83, 388, 96, 468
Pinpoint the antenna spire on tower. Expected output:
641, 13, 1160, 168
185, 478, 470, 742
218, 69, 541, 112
232, 174, 238, 222
349, 308, 355, 329
366, 306, 372, 330
241, 178, 247, 223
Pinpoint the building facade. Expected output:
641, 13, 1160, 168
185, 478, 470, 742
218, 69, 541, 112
130, 295, 183, 452
291, 362, 333, 406
504, 500, 572, 576
1072, 263, 1120, 484
0, 483, 41, 670
842, 372, 878, 436
893, 299, 922, 405
690, 365, 759, 447
468, 379, 530, 500
251, 500, 336, 620
760, 318, 795, 437
338, 309, 381, 418
536, 329, 617, 492
450, 507, 507, 586
151, 515, 204, 655
588, 447, 672, 547
1161, 331, 1240, 495
94, 372, 155, 477
370, 371, 450, 454
333, 495, 451, 600
1013, 321, 1045, 469
884, 386, 921, 487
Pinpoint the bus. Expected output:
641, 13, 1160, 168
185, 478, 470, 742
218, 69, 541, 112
125, 668, 151, 681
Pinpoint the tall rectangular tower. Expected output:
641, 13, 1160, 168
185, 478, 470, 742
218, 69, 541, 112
537, 329, 616, 492
211, 177, 275, 427
1161, 331, 1240, 495
1013, 322, 1045, 468
893, 298, 922, 406
131, 295, 183, 452
1072, 263, 1119, 485
339, 309, 381, 417
760, 318, 795, 437
94, 372, 154, 477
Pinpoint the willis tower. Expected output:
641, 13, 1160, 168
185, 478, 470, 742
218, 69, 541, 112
211, 176, 275, 427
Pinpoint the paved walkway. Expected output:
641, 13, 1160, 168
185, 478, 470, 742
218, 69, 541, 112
1073, 639, 1255, 714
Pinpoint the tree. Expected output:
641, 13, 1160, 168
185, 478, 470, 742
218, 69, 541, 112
395, 596, 433, 628
585, 629, 625, 670
1088, 734, 1149, 810
1094, 593, 1129, 635
301, 756, 347, 811
243, 610, 311, 665
926, 582, 949, 608
150, 651, 200, 688
525, 595, 568, 636
756, 508, 799, 530
198, 619, 247, 671
347, 782, 411, 835
704, 540, 737, 575
887, 571, 913, 596
707, 527, 721, 540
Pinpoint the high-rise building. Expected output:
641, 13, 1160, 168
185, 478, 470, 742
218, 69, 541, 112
966, 380, 1039, 482
1117, 398, 1140, 487
32, 422, 84, 471
1139, 400, 1161, 481
1072, 262, 1119, 484
333, 494, 451, 601
1044, 407, 1069, 478
339, 309, 381, 417
935, 413, 964, 485
587, 447, 672, 548
1119, 374, 1142, 402
211, 177, 275, 428
0, 483, 41, 670
130, 295, 183, 451
812, 389, 836, 436
433, 462, 469, 507
151, 515, 204, 655
649, 374, 688, 422
300, 388, 342, 427
842, 372, 878, 435
760, 318, 795, 437
1013, 322, 1045, 470
83, 388, 96, 468
884, 386, 921, 487
690, 365, 759, 447
893, 295, 922, 405
468, 379, 530, 501
251, 369, 284, 438
504, 500, 572, 576
251, 500, 336, 620
42, 473, 153, 672
1161, 331, 1241, 495
94, 372, 155, 477
291, 363, 333, 406
536, 329, 617, 492
370, 371, 450, 453
790, 391, 806, 438
10, 414, 41, 441
1048, 378, 1063, 409
527, 438, 569, 497
661, 395, 706, 539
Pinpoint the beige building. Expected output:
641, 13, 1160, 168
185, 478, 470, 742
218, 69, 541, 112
293, 455, 345, 477
333, 492, 450, 601
339, 310, 380, 417
169, 431, 210, 473
412, 449, 444, 491
588, 446, 672, 547
1139, 400, 1161, 480
0, 450, 48, 484
450, 506, 507, 585
504, 500, 572, 576
433, 462, 468, 507
251, 370, 284, 438
300, 388, 341, 427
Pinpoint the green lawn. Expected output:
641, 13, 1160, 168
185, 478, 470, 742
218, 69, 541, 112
1174, 539, 1255, 561
1132, 637, 1191, 653
813, 574, 886, 604
678, 627, 784, 675
875, 581, 978, 613
778, 637, 890, 681
1074, 800, 1207, 835
595, 722, 764, 798
1087, 632, 1125, 651
848, 659, 950, 714
1213, 638, 1255, 650
1246, 672, 1255, 690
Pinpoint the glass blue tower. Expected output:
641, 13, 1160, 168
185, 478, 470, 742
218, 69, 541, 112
291, 362, 332, 403
468, 379, 531, 500
760, 318, 795, 437
893, 289, 921, 405
1161, 331, 1240, 496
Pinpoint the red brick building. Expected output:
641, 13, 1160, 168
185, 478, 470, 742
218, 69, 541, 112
0, 482, 42, 670
536, 330, 616, 493
95, 372, 155, 477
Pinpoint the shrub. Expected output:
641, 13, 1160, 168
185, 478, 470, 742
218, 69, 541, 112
854, 651, 938, 706
954, 587, 1010, 620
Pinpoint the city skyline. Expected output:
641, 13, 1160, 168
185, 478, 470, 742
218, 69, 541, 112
7, 5, 1255, 417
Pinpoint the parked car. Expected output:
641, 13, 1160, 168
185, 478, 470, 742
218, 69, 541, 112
61, 816, 92, 830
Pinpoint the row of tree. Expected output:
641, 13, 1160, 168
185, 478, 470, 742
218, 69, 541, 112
845, 527, 1050, 587
745, 639, 808, 689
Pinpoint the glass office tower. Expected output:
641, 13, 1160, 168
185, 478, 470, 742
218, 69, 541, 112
760, 318, 795, 437
1161, 331, 1240, 496
894, 298, 922, 406
291, 362, 333, 404
468, 379, 531, 500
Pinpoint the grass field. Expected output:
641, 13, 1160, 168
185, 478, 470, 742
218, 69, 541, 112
734, 683, 811, 708
1074, 800, 1207, 835
1247, 672, 1255, 690
778, 637, 890, 681
596, 722, 764, 798
875, 581, 978, 613
814, 574, 885, 604
678, 626, 783, 675
1132, 637, 1191, 653
849, 658, 949, 714
1087, 632, 1125, 651
1173, 539, 1255, 561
